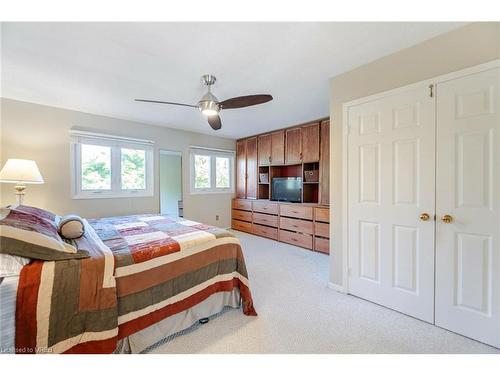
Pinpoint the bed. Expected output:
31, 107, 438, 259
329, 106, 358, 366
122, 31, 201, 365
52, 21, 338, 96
0, 206, 256, 354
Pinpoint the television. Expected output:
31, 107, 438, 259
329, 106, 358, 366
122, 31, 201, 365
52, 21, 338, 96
271, 177, 302, 202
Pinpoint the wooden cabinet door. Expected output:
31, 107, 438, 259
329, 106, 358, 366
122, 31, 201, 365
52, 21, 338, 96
236, 139, 247, 198
258, 134, 271, 166
270, 130, 285, 165
319, 120, 330, 205
301, 123, 320, 162
285, 127, 302, 164
246, 137, 258, 199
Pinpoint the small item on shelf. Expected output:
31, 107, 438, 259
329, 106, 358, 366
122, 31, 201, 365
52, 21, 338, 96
304, 169, 319, 182
259, 173, 269, 183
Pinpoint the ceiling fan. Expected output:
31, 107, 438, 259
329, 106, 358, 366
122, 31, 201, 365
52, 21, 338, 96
135, 74, 273, 131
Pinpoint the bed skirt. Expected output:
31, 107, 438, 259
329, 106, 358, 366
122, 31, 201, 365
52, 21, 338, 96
114, 289, 241, 354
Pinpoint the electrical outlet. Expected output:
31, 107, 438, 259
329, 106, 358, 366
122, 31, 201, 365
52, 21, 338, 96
215, 215, 219, 221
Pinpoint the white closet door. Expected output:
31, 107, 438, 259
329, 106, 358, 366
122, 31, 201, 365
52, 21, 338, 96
347, 85, 436, 323
435, 67, 500, 348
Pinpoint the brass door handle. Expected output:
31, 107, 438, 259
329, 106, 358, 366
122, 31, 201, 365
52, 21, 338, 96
420, 213, 430, 221
441, 215, 453, 224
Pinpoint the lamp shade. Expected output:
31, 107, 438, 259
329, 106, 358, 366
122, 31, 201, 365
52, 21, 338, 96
0, 159, 44, 184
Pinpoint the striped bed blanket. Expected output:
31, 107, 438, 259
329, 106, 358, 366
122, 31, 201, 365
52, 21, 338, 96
15, 214, 256, 354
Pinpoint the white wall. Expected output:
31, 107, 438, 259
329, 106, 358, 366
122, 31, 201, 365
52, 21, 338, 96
329, 22, 500, 287
0, 98, 235, 227
159, 152, 182, 216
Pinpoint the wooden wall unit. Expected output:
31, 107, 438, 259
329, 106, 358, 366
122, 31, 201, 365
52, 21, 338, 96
246, 137, 258, 199
319, 120, 330, 206
236, 140, 247, 198
235, 137, 258, 199
270, 130, 285, 165
301, 123, 320, 162
232, 198, 330, 254
258, 133, 271, 166
313, 207, 330, 254
237, 117, 329, 205
233, 117, 330, 254
285, 127, 302, 164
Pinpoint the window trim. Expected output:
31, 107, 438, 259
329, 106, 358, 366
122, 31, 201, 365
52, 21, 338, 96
70, 130, 154, 199
189, 146, 235, 195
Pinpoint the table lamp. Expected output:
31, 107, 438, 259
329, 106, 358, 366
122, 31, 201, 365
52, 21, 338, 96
0, 159, 44, 205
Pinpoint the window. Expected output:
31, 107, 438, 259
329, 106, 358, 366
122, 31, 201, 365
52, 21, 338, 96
190, 147, 234, 194
71, 131, 154, 199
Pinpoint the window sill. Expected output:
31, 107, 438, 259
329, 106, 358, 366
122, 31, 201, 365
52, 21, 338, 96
72, 192, 154, 200
190, 190, 234, 195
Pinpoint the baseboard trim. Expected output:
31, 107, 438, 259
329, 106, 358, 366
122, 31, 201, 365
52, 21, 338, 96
327, 282, 347, 294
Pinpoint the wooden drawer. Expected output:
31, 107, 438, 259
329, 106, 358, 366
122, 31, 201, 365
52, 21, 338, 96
232, 209, 252, 222
279, 230, 313, 249
232, 199, 252, 211
314, 237, 330, 254
252, 223, 278, 240
231, 219, 252, 233
314, 207, 330, 223
314, 222, 329, 238
252, 201, 278, 215
279, 204, 313, 220
280, 217, 313, 234
253, 212, 278, 227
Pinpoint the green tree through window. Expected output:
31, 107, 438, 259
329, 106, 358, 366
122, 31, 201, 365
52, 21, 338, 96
81, 144, 111, 190
121, 148, 146, 189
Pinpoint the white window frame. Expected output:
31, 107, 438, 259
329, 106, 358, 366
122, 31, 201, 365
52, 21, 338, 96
189, 146, 235, 194
70, 130, 154, 199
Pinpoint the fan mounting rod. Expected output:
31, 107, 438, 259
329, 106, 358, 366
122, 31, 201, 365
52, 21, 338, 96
202, 74, 216, 86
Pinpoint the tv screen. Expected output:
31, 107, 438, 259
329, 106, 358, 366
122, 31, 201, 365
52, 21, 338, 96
271, 177, 302, 202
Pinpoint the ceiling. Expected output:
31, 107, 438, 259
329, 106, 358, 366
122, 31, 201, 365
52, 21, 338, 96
1, 22, 465, 139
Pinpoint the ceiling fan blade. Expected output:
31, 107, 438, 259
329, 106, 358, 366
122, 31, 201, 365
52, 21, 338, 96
207, 115, 222, 130
220, 94, 273, 110
134, 99, 198, 108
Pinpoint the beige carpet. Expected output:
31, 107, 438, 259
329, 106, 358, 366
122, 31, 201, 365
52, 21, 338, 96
151, 231, 499, 354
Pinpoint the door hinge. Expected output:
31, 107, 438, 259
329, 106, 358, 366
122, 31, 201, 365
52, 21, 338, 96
429, 84, 434, 98
348, 268, 352, 277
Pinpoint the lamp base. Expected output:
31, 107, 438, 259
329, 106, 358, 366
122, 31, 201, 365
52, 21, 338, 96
14, 184, 26, 206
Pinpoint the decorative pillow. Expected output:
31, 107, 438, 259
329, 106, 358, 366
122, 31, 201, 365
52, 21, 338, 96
56, 214, 85, 239
0, 208, 88, 261
9, 204, 57, 224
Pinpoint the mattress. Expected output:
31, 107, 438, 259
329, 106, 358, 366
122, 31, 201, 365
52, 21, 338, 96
0, 276, 19, 354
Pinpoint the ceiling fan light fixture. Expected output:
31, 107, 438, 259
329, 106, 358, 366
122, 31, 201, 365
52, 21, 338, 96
198, 99, 220, 117
201, 108, 219, 116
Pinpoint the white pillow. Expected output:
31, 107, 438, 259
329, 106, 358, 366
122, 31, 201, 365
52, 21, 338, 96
0, 254, 31, 277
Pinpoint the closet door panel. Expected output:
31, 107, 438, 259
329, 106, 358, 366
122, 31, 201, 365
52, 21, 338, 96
435, 67, 500, 348
347, 84, 435, 323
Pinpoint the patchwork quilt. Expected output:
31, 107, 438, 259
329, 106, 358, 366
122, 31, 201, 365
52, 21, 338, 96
15, 214, 256, 354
